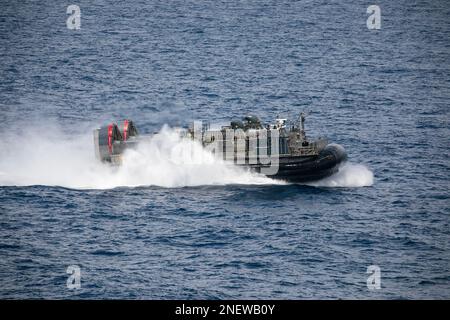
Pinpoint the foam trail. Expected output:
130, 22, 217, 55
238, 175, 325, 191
0, 125, 279, 189
308, 163, 374, 188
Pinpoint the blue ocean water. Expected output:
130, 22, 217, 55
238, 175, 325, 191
0, 0, 449, 299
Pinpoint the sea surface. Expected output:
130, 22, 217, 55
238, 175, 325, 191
0, 0, 449, 299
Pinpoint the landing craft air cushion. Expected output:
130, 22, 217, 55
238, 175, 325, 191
93, 114, 347, 182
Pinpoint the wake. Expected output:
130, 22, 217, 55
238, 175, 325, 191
0, 126, 276, 189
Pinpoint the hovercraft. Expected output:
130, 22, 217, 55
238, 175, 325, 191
93, 114, 347, 183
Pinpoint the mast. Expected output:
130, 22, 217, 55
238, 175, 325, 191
298, 112, 307, 142
300, 112, 305, 132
